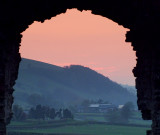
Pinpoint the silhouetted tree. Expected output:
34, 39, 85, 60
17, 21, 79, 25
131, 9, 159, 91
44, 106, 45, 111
105, 109, 120, 124
68, 105, 77, 114
43, 106, 50, 119
120, 102, 134, 123
105, 102, 134, 124
35, 104, 49, 120
97, 99, 104, 104
28, 107, 36, 119
63, 109, 74, 119
56, 109, 63, 119
81, 99, 90, 112
28, 105, 56, 120
12, 105, 26, 121
49, 108, 56, 119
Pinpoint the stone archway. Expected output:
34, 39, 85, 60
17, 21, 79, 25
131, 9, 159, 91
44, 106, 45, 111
0, 1, 160, 135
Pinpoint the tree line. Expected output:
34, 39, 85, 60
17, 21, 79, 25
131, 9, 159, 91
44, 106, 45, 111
105, 102, 134, 124
12, 104, 73, 121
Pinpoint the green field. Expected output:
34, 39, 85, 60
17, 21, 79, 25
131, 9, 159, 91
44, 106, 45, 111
8, 112, 151, 135
8, 124, 149, 135
75, 112, 152, 126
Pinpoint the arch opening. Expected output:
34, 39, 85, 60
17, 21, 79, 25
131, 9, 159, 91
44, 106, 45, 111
7, 9, 151, 135
21, 9, 136, 85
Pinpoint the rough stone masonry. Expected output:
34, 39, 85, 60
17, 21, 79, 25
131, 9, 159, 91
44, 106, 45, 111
0, 0, 160, 135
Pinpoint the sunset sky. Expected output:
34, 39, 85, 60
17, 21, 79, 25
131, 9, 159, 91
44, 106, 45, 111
20, 9, 136, 86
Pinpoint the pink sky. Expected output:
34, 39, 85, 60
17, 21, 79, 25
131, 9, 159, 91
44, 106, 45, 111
20, 9, 136, 85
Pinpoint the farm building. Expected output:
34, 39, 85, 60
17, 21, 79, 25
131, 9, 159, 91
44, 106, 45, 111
88, 104, 117, 113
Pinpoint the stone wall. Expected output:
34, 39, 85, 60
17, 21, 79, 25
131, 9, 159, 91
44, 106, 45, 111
0, 0, 160, 135
0, 29, 21, 134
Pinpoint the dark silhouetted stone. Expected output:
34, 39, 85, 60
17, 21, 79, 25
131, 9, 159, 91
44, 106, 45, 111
0, 0, 159, 135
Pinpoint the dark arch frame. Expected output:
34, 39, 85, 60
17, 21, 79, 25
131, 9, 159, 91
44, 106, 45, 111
0, 1, 160, 135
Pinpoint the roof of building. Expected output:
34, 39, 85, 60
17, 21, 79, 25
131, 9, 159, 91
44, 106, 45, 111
89, 104, 116, 108
89, 104, 99, 108
118, 105, 124, 109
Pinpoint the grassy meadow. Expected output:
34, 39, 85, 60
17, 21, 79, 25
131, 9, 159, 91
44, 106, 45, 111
8, 111, 151, 135
9, 124, 149, 135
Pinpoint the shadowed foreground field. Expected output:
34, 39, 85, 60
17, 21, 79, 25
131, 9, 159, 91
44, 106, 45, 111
8, 112, 151, 135
8, 123, 149, 135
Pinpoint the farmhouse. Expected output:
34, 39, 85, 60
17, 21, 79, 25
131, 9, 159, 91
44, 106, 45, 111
88, 104, 117, 113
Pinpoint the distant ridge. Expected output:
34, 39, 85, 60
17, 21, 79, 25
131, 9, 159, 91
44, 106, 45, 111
13, 58, 137, 108
121, 84, 137, 95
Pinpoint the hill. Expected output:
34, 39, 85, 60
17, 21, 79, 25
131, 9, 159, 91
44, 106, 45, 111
13, 58, 137, 108
121, 84, 137, 95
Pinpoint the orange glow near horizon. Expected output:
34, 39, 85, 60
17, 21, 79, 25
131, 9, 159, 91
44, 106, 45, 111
20, 9, 136, 85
